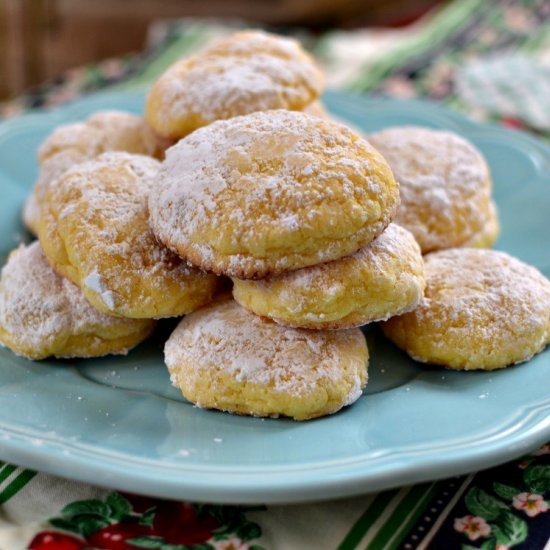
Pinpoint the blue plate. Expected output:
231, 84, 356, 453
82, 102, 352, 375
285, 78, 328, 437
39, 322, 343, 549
0, 90, 549, 504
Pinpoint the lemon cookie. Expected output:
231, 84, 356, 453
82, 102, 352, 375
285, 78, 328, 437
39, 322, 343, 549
165, 298, 368, 420
0, 242, 154, 360
381, 248, 550, 370
233, 224, 425, 329
145, 30, 324, 139
368, 126, 493, 253
38, 152, 219, 319
149, 110, 399, 279
23, 110, 163, 234
465, 200, 499, 248
303, 100, 328, 119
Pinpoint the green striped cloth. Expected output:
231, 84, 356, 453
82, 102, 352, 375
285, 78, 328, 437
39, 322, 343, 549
0, 464, 36, 506
0, 465, 474, 549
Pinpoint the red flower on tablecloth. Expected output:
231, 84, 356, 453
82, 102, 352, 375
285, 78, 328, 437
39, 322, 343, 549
152, 502, 220, 544
29, 492, 266, 550
453, 514, 492, 540
512, 492, 549, 517
119, 492, 158, 513
87, 523, 154, 549
531, 444, 550, 456
28, 532, 84, 550
501, 116, 525, 130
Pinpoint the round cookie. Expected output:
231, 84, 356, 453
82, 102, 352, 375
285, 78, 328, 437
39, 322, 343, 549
0, 242, 154, 360
302, 100, 328, 119
23, 110, 164, 234
381, 248, 550, 370
38, 152, 219, 319
465, 199, 499, 249
145, 30, 324, 139
149, 110, 399, 279
165, 298, 368, 420
233, 224, 425, 329
368, 126, 493, 253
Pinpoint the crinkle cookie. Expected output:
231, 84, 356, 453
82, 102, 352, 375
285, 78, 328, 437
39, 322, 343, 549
233, 224, 425, 329
145, 30, 324, 139
0, 242, 154, 360
165, 298, 368, 420
302, 100, 328, 119
38, 152, 219, 319
465, 200, 499, 249
368, 126, 494, 254
23, 110, 164, 234
149, 110, 399, 279
381, 248, 550, 370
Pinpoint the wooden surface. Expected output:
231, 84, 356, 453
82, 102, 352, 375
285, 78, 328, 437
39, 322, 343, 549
0, 0, 438, 99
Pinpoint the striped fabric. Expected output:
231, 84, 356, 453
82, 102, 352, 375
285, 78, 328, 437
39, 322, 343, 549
0, 464, 35, 506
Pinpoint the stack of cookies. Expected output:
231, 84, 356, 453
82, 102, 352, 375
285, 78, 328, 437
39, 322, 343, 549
1, 30, 549, 422
148, 106, 427, 420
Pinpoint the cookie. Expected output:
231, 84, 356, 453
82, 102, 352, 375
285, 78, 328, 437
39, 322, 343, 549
381, 248, 550, 370
149, 110, 399, 279
23, 110, 163, 234
145, 30, 324, 140
302, 100, 328, 119
165, 298, 368, 420
0, 242, 154, 360
233, 224, 425, 329
465, 200, 499, 248
38, 152, 219, 319
368, 126, 493, 253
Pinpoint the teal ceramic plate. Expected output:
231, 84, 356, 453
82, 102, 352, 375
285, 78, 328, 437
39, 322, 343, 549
0, 90, 549, 504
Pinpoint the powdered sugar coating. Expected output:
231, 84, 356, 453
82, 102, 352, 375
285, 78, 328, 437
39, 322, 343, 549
368, 126, 492, 253
145, 30, 324, 139
23, 110, 164, 234
0, 242, 154, 359
233, 223, 425, 329
381, 248, 550, 370
465, 199, 500, 248
150, 110, 399, 279
23, 150, 84, 234
38, 152, 218, 319
38, 111, 161, 163
165, 298, 368, 420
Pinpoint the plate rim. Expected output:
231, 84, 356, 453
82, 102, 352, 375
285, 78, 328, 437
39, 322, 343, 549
0, 88, 549, 504
1, 396, 550, 504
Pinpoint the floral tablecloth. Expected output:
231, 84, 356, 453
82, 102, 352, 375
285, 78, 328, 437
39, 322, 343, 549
1, 0, 550, 548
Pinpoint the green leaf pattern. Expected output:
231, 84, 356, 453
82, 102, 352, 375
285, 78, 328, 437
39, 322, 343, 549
41, 492, 266, 549
61, 499, 110, 518
455, 448, 549, 548
465, 488, 507, 521
493, 482, 521, 501
106, 491, 132, 520
523, 465, 550, 494
492, 511, 528, 546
